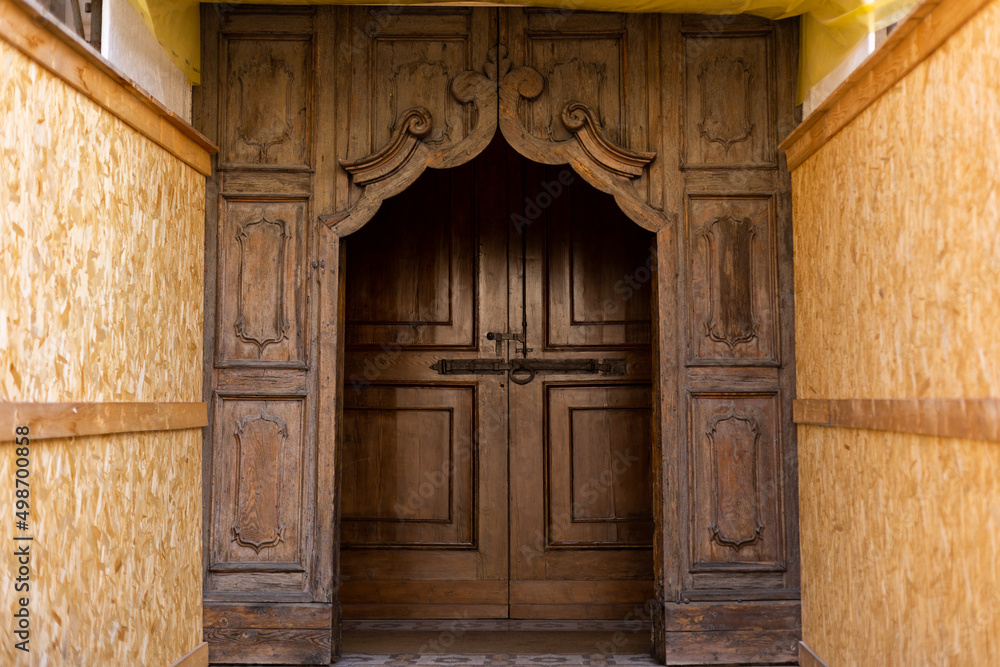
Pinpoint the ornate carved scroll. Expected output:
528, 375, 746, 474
324, 37, 670, 236
339, 107, 433, 187
321, 48, 502, 237
231, 412, 287, 553
561, 102, 655, 178
498, 62, 668, 233
707, 411, 764, 551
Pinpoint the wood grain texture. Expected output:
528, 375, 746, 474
667, 13, 800, 609
794, 399, 1000, 442
798, 427, 1000, 664
170, 642, 209, 667
200, 10, 324, 626
204, 627, 331, 664
0, 15, 205, 665
780, 0, 995, 171
793, 0, 1000, 403
664, 600, 800, 632
793, 4, 1000, 663
204, 603, 333, 630
1, 38, 206, 405
662, 628, 799, 665
0, 0, 215, 175
0, 430, 203, 665
0, 402, 207, 442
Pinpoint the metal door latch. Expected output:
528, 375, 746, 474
485, 331, 530, 357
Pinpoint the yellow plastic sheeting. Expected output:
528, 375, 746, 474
799, 0, 917, 102
130, 0, 917, 103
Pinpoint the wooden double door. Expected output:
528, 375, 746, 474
340, 136, 655, 619
199, 5, 801, 662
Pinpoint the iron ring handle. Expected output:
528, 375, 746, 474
509, 366, 535, 385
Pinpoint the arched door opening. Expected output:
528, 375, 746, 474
199, 7, 800, 663
338, 134, 656, 645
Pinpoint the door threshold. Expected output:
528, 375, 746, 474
336, 656, 658, 666
341, 619, 653, 655
343, 619, 652, 632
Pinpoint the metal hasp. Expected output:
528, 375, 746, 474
430, 358, 627, 385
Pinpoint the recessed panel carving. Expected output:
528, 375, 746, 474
689, 392, 784, 574
702, 216, 758, 349
498, 10, 666, 234
687, 196, 777, 365
223, 38, 311, 168
341, 384, 476, 548
211, 396, 306, 571
379, 55, 465, 146
706, 411, 763, 550
546, 384, 653, 547
232, 412, 288, 553
235, 217, 291, 353
342, 408, 453, 523
217, 199, 306, 366
683, 33, 775, 168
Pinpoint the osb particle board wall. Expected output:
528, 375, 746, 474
0, 33, 204, 666
792, 0, 1000, 663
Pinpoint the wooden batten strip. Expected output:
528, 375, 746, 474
0, 402, 208, 443
793, 399, 1000, 442
779, 0, 994, 170
0, 0, 217, 176
798, 641, 830, 667
170, 642, 209, 667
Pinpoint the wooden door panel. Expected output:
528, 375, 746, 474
341, 384, 476, 547
510, 157, 654, 617
200, 7, 800, 660
345, 166, 476, 348
339, 137, 511, 618
545, 174, 654, 348
686, 195, 779, 365
546, 384, 653, 546
209, 395, 309, 597
661, 16, 798, 662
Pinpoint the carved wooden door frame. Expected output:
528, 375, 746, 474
319, 55, 667, 237
198, 7, 799, 663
